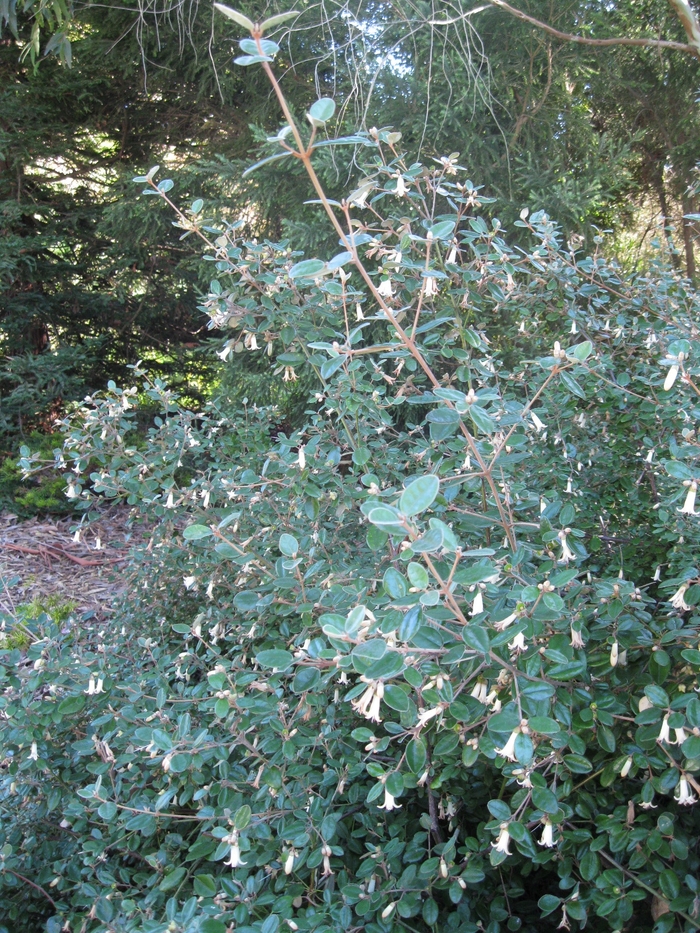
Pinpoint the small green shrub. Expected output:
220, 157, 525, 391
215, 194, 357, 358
4, 15, 700, 933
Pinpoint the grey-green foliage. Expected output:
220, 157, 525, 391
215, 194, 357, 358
4, 33, 700, 933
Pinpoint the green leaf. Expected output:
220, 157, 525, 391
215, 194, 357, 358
406, 737, 427, 772
383, 684, 409, 711
682, 735, 700, 759
214, 4, 256, 32
367, 505, 406, 529
411, 527, 444, 552
308, 98, 336, 124
289, 258, 326, 279
58, 695, 86, 715
563, 754, 593, 773
193, 874, 217, 897
320, 355, 347, 379
427, 220, 455, 240
560, 370, 586, 399
568, 340, 592, 362
292, 666, 321, 693
279, 533, 298, 557
242, 152, 292, 177
159, 866, 187, 892
384, 567, 408, 597
407, 562, 429, 589
239, 38, 279, 57
233, 804, 252, 829
538, 894, 561, 917
97, 801, 118, 821
260, 10, 300, 31
352, 639, 387, 666
469, 404, 496, 434
183, 523, 212, 540
529, 716, 561, 735
399, 474, 439, 516
531, 785, 558, 814
364, 651, 404, 681
463, 626, 490, 654
256, 649, 294, 670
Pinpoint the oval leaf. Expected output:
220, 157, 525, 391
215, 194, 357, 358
400, 474, 439, 517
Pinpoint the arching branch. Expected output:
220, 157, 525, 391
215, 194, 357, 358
485, 0, 700, 60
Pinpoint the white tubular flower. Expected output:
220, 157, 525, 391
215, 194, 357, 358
570, 320, 577, 334
381, 903, 396, 920
513, 768, 532, 788
679, 480, 698, 515
558, 530, 576, 563
609, 641, 619, 668
674, 727, 688, 745
657, 714, 671, 744
283, 366, 298, 382
298, 446, 306, 470
447, 245, 458, 264
423, 276, 438, 298
29, 741, 39, 761
217, 341, 234, 361
321, 844, 334, 876
674, 776, 697, 806
493, 611, 518, 632
223, 831, 247, 868
653, 565, 661, 581
417, 705, 443, 727
664, 365, 679, 391
620, 756, 633, 778
367, 681, 384, 723
570, 627, 585, 649
377, 786, 402, 811
393, 173, 406, 197
492, 823, 511, 855
351, 680, 375, 718
377, 278, 393, 298
355, 303, 364, 321
183, 575, 197, 590
518, 321, 526, 334
538, 818, 556, 848
66, 482, 79, 499
471, 590, 484, 616
565, 477, 573, 494
495, 728, 520, 762
165, 491, 175, 509
284, 849, 296, 875
670, 584, 691, 611
85, 676, 97, 695
471, 681, 488, 704
531, 411, 546, 432
508, 631, 527, 653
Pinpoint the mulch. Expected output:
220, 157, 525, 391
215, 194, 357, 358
0, 506, 154, 620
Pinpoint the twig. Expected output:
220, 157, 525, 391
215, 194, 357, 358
4, 543, 128, 567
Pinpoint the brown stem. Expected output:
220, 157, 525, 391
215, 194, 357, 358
258, 53, 518, 550
487, 0, 700, 59
4, 868, 57, 909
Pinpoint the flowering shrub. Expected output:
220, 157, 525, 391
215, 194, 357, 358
4, 9, 700, 933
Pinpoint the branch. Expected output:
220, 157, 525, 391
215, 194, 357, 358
486, 0, 700, 60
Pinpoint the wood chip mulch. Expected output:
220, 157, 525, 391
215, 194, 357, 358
0, 507, 154, 620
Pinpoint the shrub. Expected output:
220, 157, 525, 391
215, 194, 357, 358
4, 12, 700, 933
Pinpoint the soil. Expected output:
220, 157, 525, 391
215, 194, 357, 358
0, 506, 153, 620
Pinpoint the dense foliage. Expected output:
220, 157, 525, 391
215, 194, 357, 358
3, 15, 700, 932
1, 0, 698, 454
